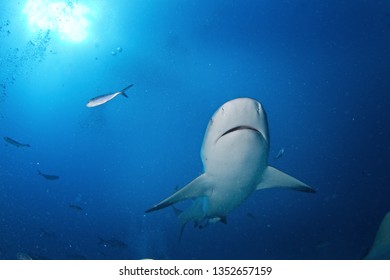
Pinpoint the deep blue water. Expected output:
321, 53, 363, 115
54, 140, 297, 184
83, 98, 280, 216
0, 0, 389, 260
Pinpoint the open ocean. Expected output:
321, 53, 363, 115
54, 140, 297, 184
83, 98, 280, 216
0, 0, 389, 260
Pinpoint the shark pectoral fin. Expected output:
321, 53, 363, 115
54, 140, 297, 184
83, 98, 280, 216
256, 166, 315, 193
145, 173, 213, 213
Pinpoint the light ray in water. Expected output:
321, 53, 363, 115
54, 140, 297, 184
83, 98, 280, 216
23, 0, 92, 43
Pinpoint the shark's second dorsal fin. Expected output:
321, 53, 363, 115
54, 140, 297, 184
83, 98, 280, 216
256, 166, 315, 193
145, 173, 213, 213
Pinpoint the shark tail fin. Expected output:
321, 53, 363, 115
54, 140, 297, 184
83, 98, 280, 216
256, 166, 315, 193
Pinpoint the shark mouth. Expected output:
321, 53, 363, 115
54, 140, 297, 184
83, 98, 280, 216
217, 125, 260, 142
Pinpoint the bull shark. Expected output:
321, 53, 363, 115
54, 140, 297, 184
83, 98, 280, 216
364, 211, 390, 259
146, 98, 315, 234
86, 84, 133, 108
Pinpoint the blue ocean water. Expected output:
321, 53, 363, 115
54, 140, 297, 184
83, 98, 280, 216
0, 0, 389, 260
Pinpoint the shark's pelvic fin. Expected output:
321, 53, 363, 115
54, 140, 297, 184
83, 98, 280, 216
145, 173, 213, 213
256, 166, 315, 193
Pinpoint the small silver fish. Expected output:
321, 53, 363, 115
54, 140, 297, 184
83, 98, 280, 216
274, 147, 285, 160
86, 84, 133, 108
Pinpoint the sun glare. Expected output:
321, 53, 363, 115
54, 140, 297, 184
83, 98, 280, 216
23, 0, 91, 43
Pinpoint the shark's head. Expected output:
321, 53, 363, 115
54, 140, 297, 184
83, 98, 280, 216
201, 98, 269, 170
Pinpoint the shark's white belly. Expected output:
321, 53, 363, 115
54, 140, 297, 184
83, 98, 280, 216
203, 130, 268, 217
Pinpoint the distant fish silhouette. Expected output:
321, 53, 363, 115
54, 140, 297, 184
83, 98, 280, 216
39, 228, 56, 238
3, 136, 30, 147
274, 148, 285, 160
86, 84, 133, 108
98, 237, 128, 249
69, 204, 83, 211
38, 170, 59, 180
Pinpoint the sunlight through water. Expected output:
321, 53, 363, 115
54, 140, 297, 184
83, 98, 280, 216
22, 0, 91, 43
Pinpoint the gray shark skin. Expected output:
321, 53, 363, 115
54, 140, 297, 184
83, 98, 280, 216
365, 211, 390, 259
86, 84, 133, 108
146, 98, 315, 232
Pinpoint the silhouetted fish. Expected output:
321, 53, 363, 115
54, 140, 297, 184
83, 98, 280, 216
38, 170, 59, 180
3, 136, 30, 147
98, 237, 128, 249
69, 204, 83, 211
39, 228, 56, 238
86, 84, 133, 107
274, 148, 285, 160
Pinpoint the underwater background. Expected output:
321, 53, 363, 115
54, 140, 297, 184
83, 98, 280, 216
0, 0, 389, 260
